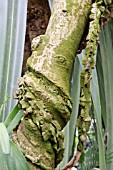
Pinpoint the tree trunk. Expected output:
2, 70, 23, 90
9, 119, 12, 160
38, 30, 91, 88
13, 0, 92, 169
22, 0, 50, 74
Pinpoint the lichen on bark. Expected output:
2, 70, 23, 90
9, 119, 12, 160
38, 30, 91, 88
13, 0, 92, 169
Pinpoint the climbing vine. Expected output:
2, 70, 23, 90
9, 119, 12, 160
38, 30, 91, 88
77, 0, 111, 152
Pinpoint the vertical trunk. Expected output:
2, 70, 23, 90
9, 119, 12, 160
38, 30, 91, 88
13, 0, 92, 169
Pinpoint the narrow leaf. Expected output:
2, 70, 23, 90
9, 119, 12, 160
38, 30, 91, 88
78, 51, 106, 169
96, 50, 106, 127
57, 56, 81, 169
99, 20, 113, 169
10, 141, 29, 170
4, 104, 20, 127
91, 67, 106, 170
7, 110, 23, 134
0, 146, 16, 170
0, 96, 10, 119
0, 0, 27, 121
0, 123, 10, 154
69, 56, 81, 156
0, 140, 29, 170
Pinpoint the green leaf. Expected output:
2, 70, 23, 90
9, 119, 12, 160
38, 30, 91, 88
96, 50, 106, 127
0, 123, 10, 154
69, 56, 81, 156
91, 67, 106, 170
0, 146, 17, 170
0, 97, 10, 119
7, 110, 23, 134
0, 141, 29, 170
10, 141, 29, 170
57, 56, 81, 169
0, 0, 27, 121
99, 20, 113, 169
78, 50, 106, 169
4, 104, 20, 127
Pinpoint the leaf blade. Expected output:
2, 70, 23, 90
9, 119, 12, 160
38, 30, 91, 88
7, 110, 23, 134
4, 104, 20, 127
0, 123, 10, 154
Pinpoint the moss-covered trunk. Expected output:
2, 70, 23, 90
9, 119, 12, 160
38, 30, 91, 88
13, 0, 92, 169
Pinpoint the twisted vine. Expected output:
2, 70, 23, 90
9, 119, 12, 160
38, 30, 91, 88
77, 0, 107, 152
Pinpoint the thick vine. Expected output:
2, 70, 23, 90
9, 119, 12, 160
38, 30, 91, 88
77, 0, 107, 152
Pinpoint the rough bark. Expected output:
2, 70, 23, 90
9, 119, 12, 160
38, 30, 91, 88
13, 0, 92, 169
22, 0, 50, 74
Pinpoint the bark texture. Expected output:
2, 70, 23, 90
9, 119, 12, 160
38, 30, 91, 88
22, 0, 50, 74
13, 0, 92, 169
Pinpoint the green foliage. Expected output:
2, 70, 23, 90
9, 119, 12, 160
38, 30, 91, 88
77, 0, 105, 153
0, 101, 29, 170
0, 113, 29, 169
0, 1, 28, 168
0, 0, 27, 121
0, 141, 29, 170
5, 105, 23, 134
4, 104, 20, 128
0, 0, 113, 169
98, 19, 113, 169
0, 123, 10, 154
0, 94, 29, 170
58, 56, 81, 169
79, 140, 99, 170
0, 97, 10, 120
91, 59, 106, 170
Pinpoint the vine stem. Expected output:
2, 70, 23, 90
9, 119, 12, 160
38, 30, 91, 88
62, 151, 81, 170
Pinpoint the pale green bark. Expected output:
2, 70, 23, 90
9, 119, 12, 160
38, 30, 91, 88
13, 0, 92, 169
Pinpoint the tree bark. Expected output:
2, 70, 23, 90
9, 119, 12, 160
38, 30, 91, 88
13, 0, 92, 169
22, 0, 50, 74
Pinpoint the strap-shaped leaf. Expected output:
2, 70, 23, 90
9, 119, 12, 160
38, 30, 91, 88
0, 146, 16, 170
0, 0, 27, 121
58, 57, 81, 169
99, 20, 113, 169
0, 123, 10, 154
4, 104, 20, 127
7, 110, 23, 134
10, 141, 29, 170
0, 141, 29, 170
0, 97, 10, 120
91, 68, 106, 170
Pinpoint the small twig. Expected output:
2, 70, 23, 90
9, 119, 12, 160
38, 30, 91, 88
62, 151, 81, 170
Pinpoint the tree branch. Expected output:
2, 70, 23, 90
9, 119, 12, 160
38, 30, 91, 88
13, 0, 92, 169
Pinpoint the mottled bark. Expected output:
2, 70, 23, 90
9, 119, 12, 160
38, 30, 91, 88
13, 0, 92, 169
22, 0, 50, 74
